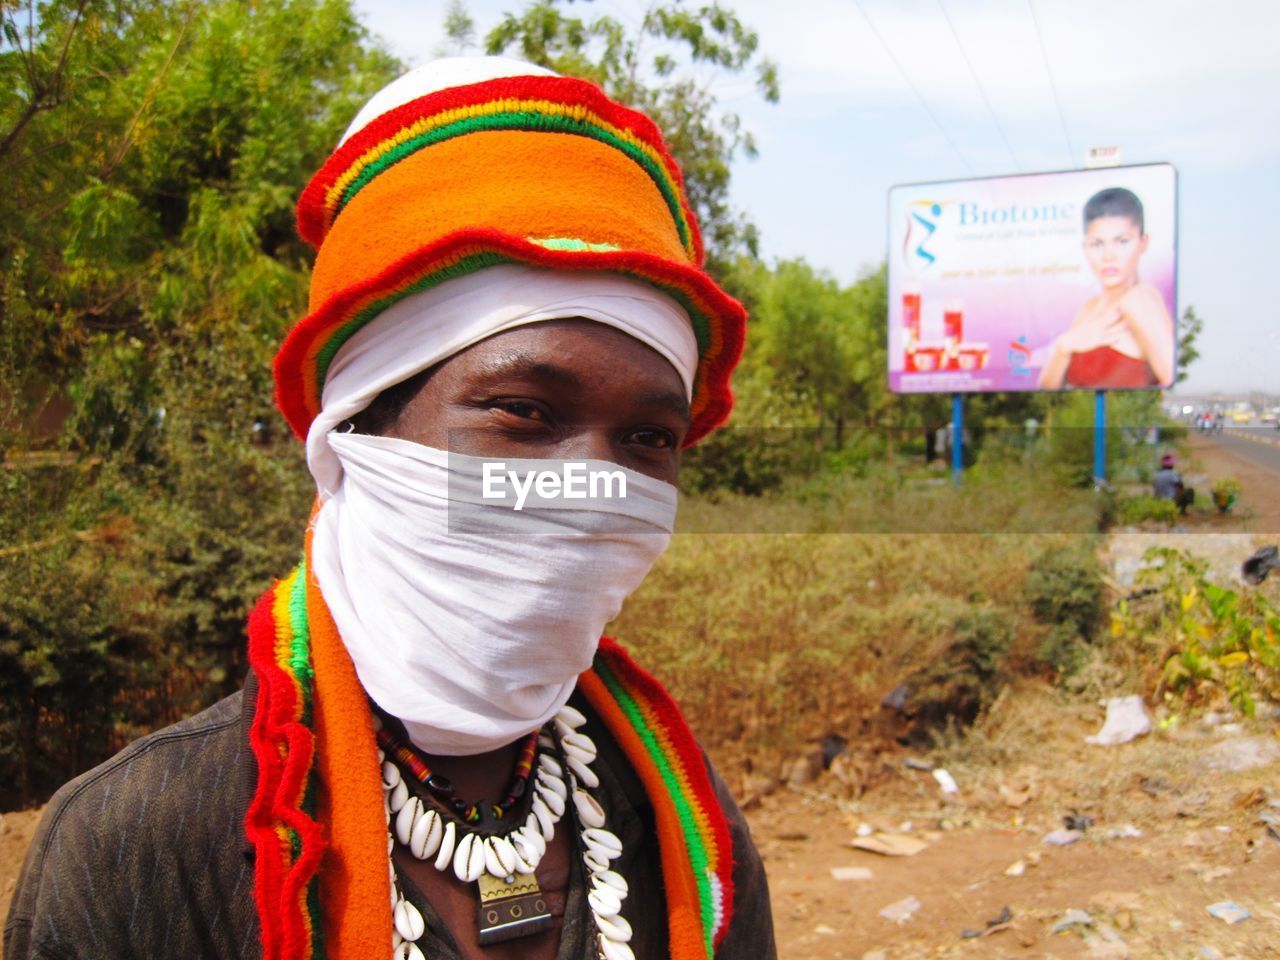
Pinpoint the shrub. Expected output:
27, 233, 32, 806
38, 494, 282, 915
902, 605, 1016, 734
1024, 541, 1105, 677
1116, 494, 1180, 526
1110, 547, 1280, 716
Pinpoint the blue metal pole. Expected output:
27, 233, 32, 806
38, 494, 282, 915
1094, 390, 1106, 485
952, 392, 963, 486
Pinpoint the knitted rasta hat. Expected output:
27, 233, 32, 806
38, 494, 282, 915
273, 57, 746, 446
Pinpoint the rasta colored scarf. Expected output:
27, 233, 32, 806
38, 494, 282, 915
245, 555, 735, 960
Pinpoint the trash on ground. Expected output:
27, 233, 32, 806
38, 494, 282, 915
1085, 934, 1130, 959
903, 756, 933, 772
878, 895, 921, 924
1050, 908, 1094, 934
829, 866, 873, 881
1103, 824, 1143, 839
854, 821, 874, 837
932, 768, 959, 794
1196, 736, 1280, 774
961, 904, 1014, 937
1206, 901, 1251, 925
1063, 812, 1095, 832
1085, 695, 1152, 746
852, 833, 929, 857
1004, 859, 1026, 877
1090, 891, 1142, 912
1043, 828, 1084, 846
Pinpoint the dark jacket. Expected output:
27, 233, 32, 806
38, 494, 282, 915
5, 674, 775, 960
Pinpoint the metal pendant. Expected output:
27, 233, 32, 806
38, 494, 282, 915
476, 872, 555, 946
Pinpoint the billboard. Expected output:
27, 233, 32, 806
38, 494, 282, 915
887, 163, 1177, 393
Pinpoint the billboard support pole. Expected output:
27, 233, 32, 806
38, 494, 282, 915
952, 392, 964, 485
1093, 390, 1106, 486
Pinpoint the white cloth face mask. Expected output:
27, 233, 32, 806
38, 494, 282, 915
310, 431, 676, 756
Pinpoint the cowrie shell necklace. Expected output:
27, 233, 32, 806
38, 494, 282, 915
379, 705, 634, 960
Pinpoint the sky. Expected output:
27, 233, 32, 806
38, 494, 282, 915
352, 0, 1280, 396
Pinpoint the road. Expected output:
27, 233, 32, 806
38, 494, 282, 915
1184, 429, 1280, 534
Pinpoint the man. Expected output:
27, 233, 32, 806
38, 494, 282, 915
1152, 452, 1193, 515
5, 58, 775, 960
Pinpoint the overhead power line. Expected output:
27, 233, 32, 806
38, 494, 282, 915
1027, 0, 1078, 168
935, 0, 1022, 173
851, 0, 976, 177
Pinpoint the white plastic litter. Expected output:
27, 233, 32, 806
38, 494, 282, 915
878, 896, 921, 924
932, 768, 959, 794
1085, 695, 1152, 746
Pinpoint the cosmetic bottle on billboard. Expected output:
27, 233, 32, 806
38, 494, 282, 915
943, 299, 963, 370
903, 281, 921, 372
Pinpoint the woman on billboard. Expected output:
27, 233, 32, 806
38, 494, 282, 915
1037, 187, 1174, 389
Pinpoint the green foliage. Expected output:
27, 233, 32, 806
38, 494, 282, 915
0, 0, 398, 804
482, 0, 778, 266
678, 364, 820, 495
1116, 494, 1180, 526
1176, 306, 1203, 384
903, 604, 1015, 733
1023, 540, 1104, 677
1110, 548, 1280, 716
1211, 476, 1242, 513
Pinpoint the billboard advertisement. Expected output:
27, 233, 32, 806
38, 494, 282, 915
887, 163, 1177, 393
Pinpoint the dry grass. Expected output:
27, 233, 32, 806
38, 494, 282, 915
609, 509, 1099, 779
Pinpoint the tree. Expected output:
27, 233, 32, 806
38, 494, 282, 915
481, 0, 779, 269
1176, 305, 1203, 384
0, 0, 399, 804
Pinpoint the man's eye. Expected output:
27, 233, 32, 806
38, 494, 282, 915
493, 400, 545, 421
626, 427, 676, 449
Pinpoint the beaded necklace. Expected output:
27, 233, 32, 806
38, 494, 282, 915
375, 722, 539, 824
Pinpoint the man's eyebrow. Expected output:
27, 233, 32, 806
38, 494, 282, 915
471, 352, 583, 388
630, 388, 691, 422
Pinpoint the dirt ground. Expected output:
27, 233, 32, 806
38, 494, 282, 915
4, 432, 1277, 956
747, 689, 1280, 960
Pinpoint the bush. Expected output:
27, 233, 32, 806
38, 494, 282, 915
1116, 494, 1180, 526
1111, 547, 1280, 715
1024, 541, 1105, 677
902, 605, 1015, 735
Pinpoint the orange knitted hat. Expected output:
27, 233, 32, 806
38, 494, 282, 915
274, 58, 746, 446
